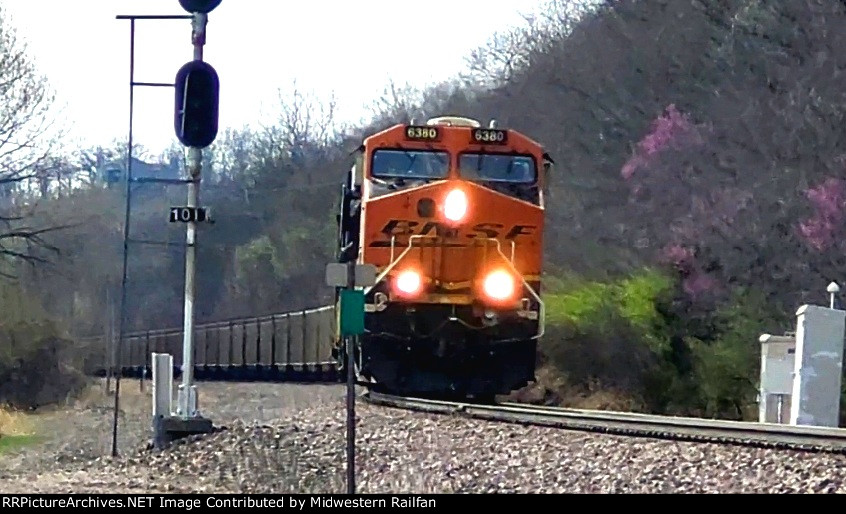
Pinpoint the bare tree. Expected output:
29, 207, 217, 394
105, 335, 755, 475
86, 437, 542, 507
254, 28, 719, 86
0, 9, 60, 187
270, 81, 339, 164
463, 0, 594, 89
0, 7, 69, 271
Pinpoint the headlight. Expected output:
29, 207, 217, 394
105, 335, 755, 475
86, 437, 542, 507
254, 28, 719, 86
443, 189, 468, 222
483, 270, 515, 301
395, 270, 422, 296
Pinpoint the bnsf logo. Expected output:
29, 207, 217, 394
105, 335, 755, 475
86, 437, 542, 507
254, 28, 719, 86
369, 219, 536, 247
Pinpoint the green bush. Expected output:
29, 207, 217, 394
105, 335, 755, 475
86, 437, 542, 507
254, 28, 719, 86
0, 282, 86, 409
685, 288, 780, 419
539, 269, 781, 420
540, 268, 676, 406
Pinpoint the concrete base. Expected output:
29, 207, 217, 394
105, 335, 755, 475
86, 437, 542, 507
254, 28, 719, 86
152, 415, 214, 449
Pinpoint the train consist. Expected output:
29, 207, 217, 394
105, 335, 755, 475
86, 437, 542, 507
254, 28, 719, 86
88, 115, 551, 400
86, 307, 339, 381
334, 116, 552, 399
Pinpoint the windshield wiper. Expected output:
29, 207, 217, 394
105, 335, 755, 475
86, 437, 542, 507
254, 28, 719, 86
402, 150, 419, 178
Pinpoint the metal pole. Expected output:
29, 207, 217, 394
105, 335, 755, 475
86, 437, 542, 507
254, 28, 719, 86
179, 148, 200, 417
105, 284, 112, 393
177, 12, 207, 419
142, 330, 150, 391
112, 17, 137, 458
346, 261, 355, 494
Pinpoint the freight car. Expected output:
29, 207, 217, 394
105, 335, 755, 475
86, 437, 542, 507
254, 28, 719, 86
333, 116, 552, 399
90, 307, 339, 381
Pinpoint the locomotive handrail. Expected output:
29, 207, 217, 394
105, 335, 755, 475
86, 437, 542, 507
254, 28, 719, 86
390, 235, 396, 262
485, 237, 545, 340
364, 234, 438, 296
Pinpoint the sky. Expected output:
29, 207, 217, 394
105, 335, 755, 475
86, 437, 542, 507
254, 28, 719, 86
2, 0, 542, 157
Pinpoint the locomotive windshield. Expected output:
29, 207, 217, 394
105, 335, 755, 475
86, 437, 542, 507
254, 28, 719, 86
371, 149, 449, 180
459, 154, 536, 183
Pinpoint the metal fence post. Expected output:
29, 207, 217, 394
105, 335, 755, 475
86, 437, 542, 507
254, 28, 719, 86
302, 309, 308, 368
286, 313, 292, 373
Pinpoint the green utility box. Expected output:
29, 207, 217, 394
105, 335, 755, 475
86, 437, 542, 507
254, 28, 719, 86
339, 289, 365, 336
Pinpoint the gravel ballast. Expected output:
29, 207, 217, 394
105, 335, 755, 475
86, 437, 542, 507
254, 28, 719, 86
1, 380, 844, 493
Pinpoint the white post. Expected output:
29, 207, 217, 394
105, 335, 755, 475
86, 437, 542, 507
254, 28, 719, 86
789, 304, 846, 427
152, 353, 173, 419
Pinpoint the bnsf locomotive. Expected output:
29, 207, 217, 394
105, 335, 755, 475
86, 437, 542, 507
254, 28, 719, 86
333, 116, 552, 399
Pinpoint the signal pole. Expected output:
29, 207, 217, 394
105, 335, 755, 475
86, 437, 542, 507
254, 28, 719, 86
112, 3, 219, 452
170, 1, 219, 425
176, 10, 207, 421
147, 0, 220, 448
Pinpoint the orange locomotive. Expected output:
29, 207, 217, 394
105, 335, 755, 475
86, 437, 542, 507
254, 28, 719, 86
333, 116, 552, 398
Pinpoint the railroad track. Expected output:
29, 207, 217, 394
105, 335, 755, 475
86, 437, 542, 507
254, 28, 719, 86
363, 391, 846, 453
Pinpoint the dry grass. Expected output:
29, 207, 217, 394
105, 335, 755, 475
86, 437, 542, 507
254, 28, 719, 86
0, 408, 35, 437
0, 408, 39, 455
507, 365, 645, 412
566, 388, 644, 411
0, 378, 129, 436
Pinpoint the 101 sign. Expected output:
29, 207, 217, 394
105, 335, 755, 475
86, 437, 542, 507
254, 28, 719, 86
170, 206, 208, 223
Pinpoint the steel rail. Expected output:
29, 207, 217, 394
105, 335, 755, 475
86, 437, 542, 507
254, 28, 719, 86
363, 391, 846, 453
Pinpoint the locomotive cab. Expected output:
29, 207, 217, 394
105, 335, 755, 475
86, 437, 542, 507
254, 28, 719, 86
334, 115, 550, 399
